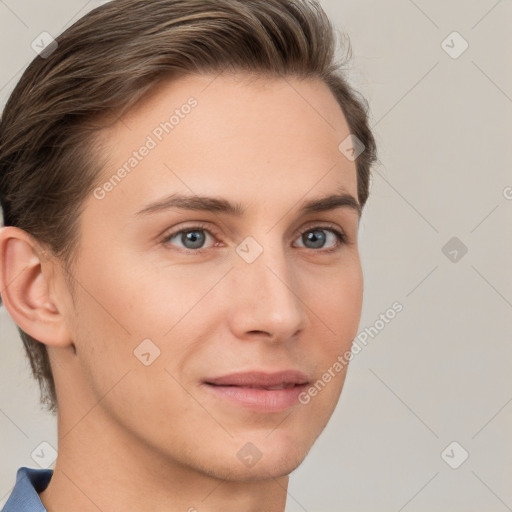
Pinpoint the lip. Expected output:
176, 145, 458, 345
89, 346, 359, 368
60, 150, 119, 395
202, 370, 310, 413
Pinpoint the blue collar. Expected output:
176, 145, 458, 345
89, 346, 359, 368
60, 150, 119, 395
2, 467, 53, 511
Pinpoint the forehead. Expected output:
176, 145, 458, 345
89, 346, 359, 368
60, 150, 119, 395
87, 72, 358, 220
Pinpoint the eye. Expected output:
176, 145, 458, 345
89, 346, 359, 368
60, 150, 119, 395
293, 225, 347, 252
161, 223, 348, 253
161, 223, 218, 252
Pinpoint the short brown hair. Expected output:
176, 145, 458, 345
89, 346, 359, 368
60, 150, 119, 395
0, 0, 377, 414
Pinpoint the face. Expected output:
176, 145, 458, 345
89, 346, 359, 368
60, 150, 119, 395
53, 72, 363, 481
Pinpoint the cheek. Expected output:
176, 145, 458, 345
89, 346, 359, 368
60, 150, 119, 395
298, 267, 362, 427
335, 267, 363, 340
308, 258, 363, 344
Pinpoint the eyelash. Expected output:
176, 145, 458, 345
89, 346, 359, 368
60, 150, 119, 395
160, 222, 348, 254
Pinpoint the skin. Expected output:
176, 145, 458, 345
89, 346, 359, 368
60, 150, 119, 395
0, 72, 363, 512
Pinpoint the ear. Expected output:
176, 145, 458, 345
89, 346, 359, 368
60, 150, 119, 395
0, 226, 73, 348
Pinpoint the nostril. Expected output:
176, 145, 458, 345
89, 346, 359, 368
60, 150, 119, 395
249, 330, 272, 337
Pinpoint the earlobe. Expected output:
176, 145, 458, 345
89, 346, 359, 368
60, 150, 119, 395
0, 226, 73, 348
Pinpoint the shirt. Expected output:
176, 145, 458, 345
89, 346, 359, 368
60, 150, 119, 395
1, 467, 53, 512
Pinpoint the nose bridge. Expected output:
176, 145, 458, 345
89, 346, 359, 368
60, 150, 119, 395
230, 234, 307, 339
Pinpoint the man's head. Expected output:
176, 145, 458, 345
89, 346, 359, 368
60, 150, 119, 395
0, 0, 375, 482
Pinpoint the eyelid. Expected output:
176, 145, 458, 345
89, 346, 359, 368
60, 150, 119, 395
294, 221, 345, 237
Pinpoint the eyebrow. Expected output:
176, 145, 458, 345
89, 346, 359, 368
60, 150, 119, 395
135, 189, 361, 218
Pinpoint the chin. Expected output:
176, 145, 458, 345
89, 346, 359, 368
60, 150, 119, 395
204, 450, 308, 483
174, 428, 314, 483
226, 431, 316, 481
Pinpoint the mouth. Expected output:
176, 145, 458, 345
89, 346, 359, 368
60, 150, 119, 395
202, 370, 310, 412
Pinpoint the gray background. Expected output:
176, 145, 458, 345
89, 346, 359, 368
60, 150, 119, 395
1, 1, 511, 511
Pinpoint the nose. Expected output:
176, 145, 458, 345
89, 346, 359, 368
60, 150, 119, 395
227, 241, 309, 343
